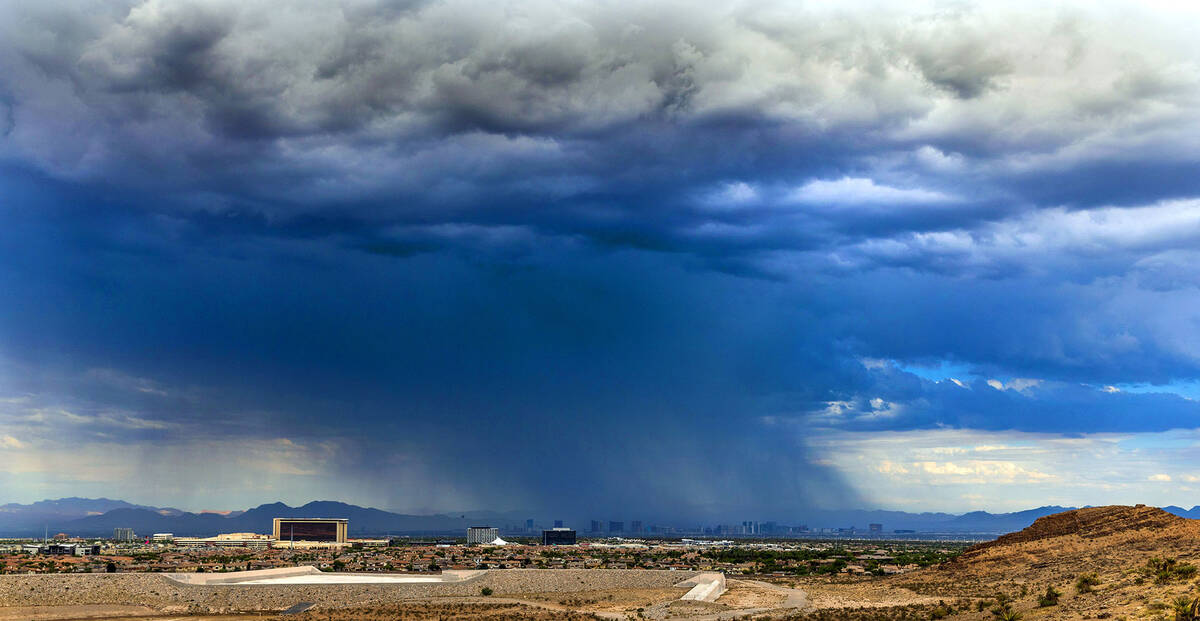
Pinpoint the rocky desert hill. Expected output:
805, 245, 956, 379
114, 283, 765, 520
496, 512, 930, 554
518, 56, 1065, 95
965, 504, 1192, 554
889, 505, 1200, 620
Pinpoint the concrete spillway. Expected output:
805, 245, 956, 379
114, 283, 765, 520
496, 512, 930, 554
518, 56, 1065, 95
675, 572, 727, 602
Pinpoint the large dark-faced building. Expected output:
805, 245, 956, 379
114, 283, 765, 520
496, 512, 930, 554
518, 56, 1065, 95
542, 528, 576, 545
272, 518, 348, 543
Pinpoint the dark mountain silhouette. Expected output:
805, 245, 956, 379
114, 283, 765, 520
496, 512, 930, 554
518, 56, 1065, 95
793, 505, 1073, 533
947, 505, 1073, 532
43, 501, 517, 537
59, 508, 231, 538
228, 501, 500, 536
0, 498, 180, 536
1162, 505, 1200, 519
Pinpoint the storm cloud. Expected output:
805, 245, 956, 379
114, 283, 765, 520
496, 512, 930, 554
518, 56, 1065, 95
2, 0, 1200, 518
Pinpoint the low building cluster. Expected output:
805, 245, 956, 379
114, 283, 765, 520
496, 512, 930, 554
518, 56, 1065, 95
0, 529, 962, 577
0, 514, 963, 576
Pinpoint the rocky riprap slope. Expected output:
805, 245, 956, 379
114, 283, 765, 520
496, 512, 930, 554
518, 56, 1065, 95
0, 569, 694, 614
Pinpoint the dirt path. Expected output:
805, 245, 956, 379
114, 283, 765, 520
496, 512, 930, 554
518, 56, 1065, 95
735, 579, 811, 610
630, 580, 812, 621
455, 596, 628, 620
0, 606, 160, 621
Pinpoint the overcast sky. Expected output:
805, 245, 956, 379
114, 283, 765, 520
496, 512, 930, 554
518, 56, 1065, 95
2, 0, 1200, 519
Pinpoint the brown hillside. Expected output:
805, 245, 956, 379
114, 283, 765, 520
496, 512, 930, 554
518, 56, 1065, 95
896, 504, 1200, 608
963, 504, 1190, 555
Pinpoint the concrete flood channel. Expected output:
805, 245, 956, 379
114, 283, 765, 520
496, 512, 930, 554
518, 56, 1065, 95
166, 565, 486, 585
168, 565, 728, 601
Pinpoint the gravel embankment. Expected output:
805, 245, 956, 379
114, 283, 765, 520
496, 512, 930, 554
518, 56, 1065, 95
0, 570, 696, 614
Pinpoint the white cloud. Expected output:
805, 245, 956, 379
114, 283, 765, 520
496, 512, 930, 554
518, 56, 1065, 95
0, 435, 26, 449
805, 428, 1200, 512
786, 177, 957, 206
707, 181, 760, 207
986, 378, 1042, 393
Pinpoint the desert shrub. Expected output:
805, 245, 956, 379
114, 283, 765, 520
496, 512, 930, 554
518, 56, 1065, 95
1143, 557, 1198, 583
480, 587, 493, 596
1076, 572, 1101, 593
990, 604, 1023, 621
1173, 596, 1200, 621
1038, 585, 1062, 607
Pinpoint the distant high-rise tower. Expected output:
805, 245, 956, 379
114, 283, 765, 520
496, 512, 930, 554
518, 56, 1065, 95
630, 520, 643, 535
608, 521, 624, 533
590, 520, 602, 533
525, 518, 534, 531
869, 523, 883, 533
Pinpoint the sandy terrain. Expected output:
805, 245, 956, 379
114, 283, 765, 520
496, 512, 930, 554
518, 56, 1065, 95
0, 569, 694, 614
781, 577, 944, 609
0, 608, 270, 621
717, 580, 790, 608
6, 508, 1199, 621
0, 606, 160, 621
515, 586, 684, 612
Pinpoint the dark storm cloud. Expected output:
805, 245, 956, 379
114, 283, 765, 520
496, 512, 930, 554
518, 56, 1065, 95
4, 0, 1198, 216
0, 188, 866, 516
3, 1, 1200, 513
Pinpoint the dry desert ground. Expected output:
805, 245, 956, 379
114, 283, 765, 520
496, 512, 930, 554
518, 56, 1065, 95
4, 506, 1200, 620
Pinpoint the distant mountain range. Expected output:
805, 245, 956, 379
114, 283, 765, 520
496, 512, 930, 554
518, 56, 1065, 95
1161, 506, 1200, 519
792, 505, 1079, 534
0, 498, 1195, 538
0, 498, 517, 538
0, 498, 182, 535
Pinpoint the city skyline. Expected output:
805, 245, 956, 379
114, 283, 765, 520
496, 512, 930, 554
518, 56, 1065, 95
3, 0, 1200, 517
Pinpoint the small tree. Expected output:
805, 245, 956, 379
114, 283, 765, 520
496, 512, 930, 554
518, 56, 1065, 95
1038, 585, 1062, 607
481, 587, 493, 596
1076, 572, 1100, 594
